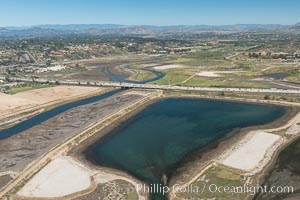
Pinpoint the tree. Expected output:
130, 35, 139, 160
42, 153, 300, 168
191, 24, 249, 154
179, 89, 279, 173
264, 95, 271, 100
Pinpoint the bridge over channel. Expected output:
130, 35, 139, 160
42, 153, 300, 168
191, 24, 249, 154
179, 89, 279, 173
1, 76, 300, 94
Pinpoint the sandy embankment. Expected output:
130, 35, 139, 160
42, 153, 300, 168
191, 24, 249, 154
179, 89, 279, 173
218, 131, 283, 173
169, 105, 300, 199
216, 110, 300, 175
17, 156, 146, 200
0, 86, 103, 126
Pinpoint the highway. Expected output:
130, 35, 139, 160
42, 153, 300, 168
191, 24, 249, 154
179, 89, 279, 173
2, 76, 300, 94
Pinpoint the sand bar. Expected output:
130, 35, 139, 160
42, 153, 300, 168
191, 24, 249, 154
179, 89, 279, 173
219, 131, 282, 172
17, 156, 93, 198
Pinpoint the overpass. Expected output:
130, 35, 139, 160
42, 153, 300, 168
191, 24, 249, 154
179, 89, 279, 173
1, 76, 300, 94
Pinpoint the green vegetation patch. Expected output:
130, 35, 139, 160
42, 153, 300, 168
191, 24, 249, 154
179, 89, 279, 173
10, 84, 53, 94
114, 179, 139, 200
182, 77, 269, 88
278, 137, 300, 175
176, 165, 248, 200
127, 67, 157, 82
152, 73, 189, 85
74, 179, 138, 200
177, 46, 234, 67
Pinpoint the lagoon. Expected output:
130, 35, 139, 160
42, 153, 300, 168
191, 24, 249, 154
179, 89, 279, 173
84, 98, 286, 199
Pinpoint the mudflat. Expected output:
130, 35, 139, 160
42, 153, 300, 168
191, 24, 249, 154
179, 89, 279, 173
0, 91, 146, 174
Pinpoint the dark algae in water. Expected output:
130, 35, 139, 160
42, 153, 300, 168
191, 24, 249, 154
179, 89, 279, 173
85, 98, 286, 199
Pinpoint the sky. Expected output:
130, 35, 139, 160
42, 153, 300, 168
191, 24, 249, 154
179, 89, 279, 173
0, 0, 300, 27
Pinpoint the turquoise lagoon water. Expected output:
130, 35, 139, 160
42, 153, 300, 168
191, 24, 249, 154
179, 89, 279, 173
84, 98, 286, 199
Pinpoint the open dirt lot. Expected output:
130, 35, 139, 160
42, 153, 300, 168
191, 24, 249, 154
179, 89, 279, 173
0, 86, 103, 119
17, 156, 144, 200
219, 131, 282, 172
153, 64, 186, 70
0, 91, 147, 174
17, 156, 93, 198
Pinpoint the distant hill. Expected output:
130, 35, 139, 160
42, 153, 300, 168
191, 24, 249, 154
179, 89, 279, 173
37, 24, 126, 30
82, 26, 153, 35
0, 23, 294, 39
290, 22, 300, 30
0, 28, 8, 32
142, 24, 291, 31
2, 23, 292, 31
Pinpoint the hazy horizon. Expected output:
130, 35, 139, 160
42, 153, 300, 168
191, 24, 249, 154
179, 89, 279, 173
0, 0, 299, 27
1, 23, 296, 28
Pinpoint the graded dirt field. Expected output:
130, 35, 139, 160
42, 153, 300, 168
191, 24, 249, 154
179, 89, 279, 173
0, 86, 103, 117
0, 86, 105, 129
0, 93, 37, 114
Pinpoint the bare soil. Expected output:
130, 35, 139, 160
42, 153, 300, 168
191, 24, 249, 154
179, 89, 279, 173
0, 91, 145, 174
0, 175, 12, 190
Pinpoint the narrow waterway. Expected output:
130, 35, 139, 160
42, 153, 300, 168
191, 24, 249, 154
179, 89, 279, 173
0, 89, 122, 140
103, 65, 164, 84
0, 65, 161, 139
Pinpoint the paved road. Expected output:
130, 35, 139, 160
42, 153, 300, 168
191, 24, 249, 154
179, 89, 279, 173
1, 76, 300, 94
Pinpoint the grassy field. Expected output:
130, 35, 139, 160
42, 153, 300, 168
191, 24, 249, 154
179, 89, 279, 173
148, 44, 281, 88
151, 67, 270, 88
183, 77, 270, 88
10, 85, 53, 94
127, 43, 300, 88
175, 165, 248, 200
151, 68, 192, 85
127, 66, 157, 82
173, 45, 242, 67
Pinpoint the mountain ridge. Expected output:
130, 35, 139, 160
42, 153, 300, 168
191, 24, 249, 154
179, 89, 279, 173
0, 23, 298, 39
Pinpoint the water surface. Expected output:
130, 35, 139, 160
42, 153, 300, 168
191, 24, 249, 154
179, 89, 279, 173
0, 64, 164, 140
103, 66, 164, 84
85, 98, 286, 199
263, 73, 289, 79
0, 89, 121, 140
